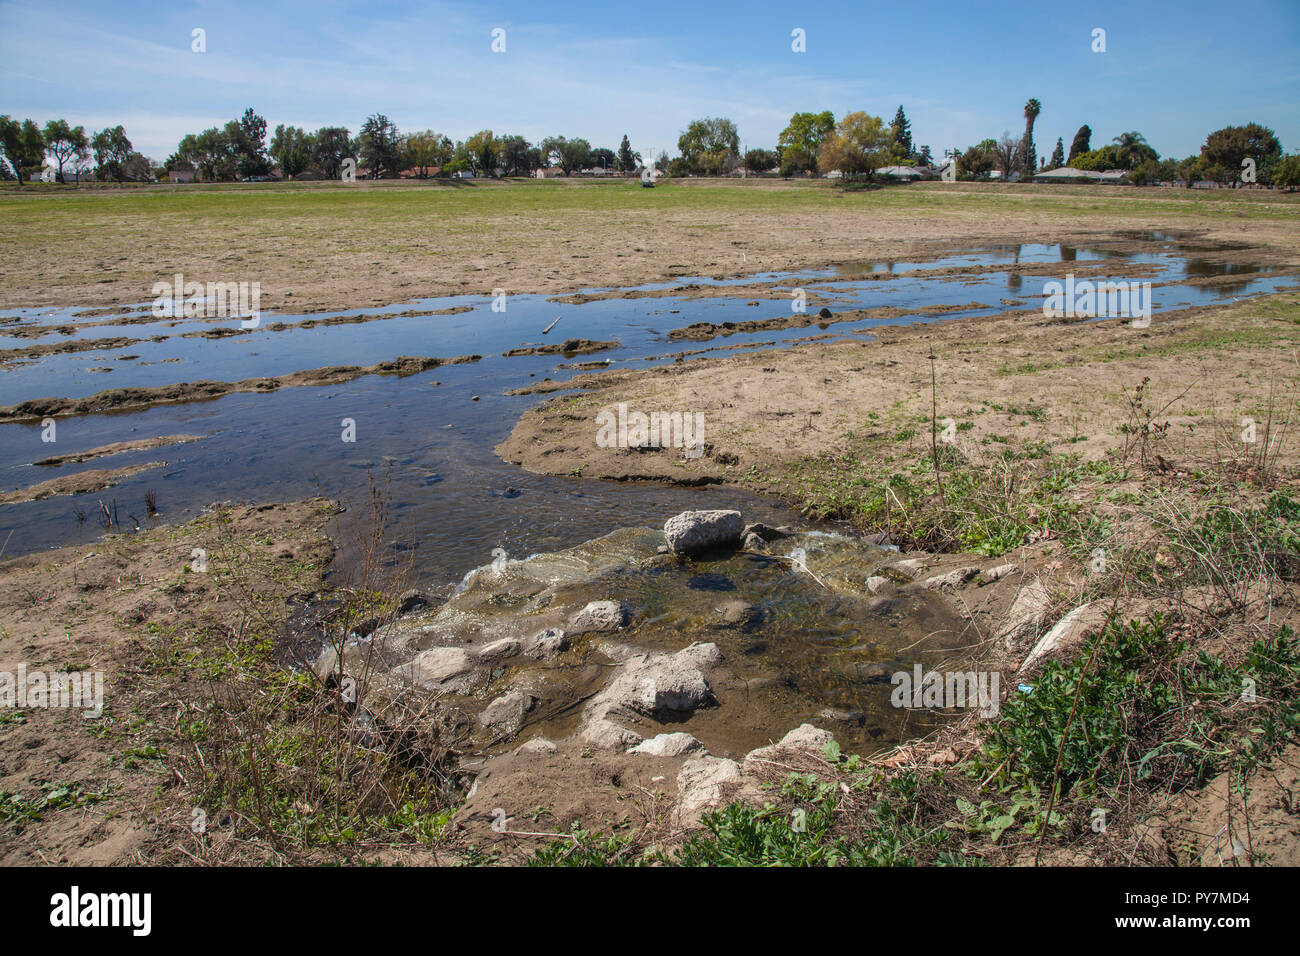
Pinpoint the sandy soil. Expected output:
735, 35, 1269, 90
498, 292, 1300, 489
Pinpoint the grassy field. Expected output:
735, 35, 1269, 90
3, 177, 1298, 313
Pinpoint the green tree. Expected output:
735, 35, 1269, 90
1069, 145, 1122, 171
540, 136, 592, 175
466, 130, 499, 176
743, 148, 778, 174
226, 108, 270, 178
495, 135, 538, 177
1048, 137, 1065, 170
1067, 125, 1091, 164
0, 115, 45, 185
1274, 154, 1300, 190
312, 127, 353, 180
890, 105, 912, 162
958, 139, 997, 178
616, 134, 640, 173
817, 111, 892, 180
269, 124, 314, 179
678, 117, 739, 175
1176, 155, 1204, 187
590, 147, 616, 171
1268, 153, 1300, 188
359, 114, 401, 178
1021, 98, 1041, 176
777, 110, 834, 176
1111, 131, 1157, 170
41, 120, 88, 183
182, 127, 237, 181
403, 130, 453, 177
1200, 123, 1282, 184
91, 125, 132, 182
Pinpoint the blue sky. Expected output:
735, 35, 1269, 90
2, 0, 1297, 163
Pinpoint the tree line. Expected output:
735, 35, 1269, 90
0, 116, 140, 184
2, 102, 1296, 188
950, 101, 1299, 188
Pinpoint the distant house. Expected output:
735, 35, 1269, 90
533, 167, 565, 178
1034, 167, 1127, 184
168, 164, 196, 183
875, 165, 925, 180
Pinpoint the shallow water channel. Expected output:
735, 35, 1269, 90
0, 232, 1292, 596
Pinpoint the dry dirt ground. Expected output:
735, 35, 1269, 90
0, 500, 335, 865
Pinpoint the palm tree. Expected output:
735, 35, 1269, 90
1021, 98, 1041, 176
1112, 131, 1157, 170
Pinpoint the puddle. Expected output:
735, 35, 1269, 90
371, 527, 970, 756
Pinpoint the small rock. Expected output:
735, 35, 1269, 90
982, 563, 1019, 583
663, 509, 745, 554
397, 589, 432, 615
478, 691, 535, 736
710, 599, 756, 628
744, 723, 836, 770
1018, 602, 1107, 673
742, 531, 768, 552
999, 578, 1054, 646
526, 627, 569, 658
516, 737, 557, 755
568, 601, 625, 634
478, 637, 521, 662
922, 566, 981, 590
676, 756, 743, 817
580, 717, 643, 751
742, 522, 792, 542
399, 646, 474, 690
892, 557, 931, 578
865, 575, 896, 596
630, 732, 704, 757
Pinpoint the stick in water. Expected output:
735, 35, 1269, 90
542, 316, 561, 335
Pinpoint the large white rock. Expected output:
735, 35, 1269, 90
397, 646, 474, 690
1018, 602, 1109, 673
743, 723, 836, 770
478, 691, 535, 736
676, 757, 743, 817
663, 510, 745, 554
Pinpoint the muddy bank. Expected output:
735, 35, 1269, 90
0, 353, 481, 422
0, 462, 164, 504
31, 434, 202, 466
501, 338, 619, 358
667, 301, 993, 340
